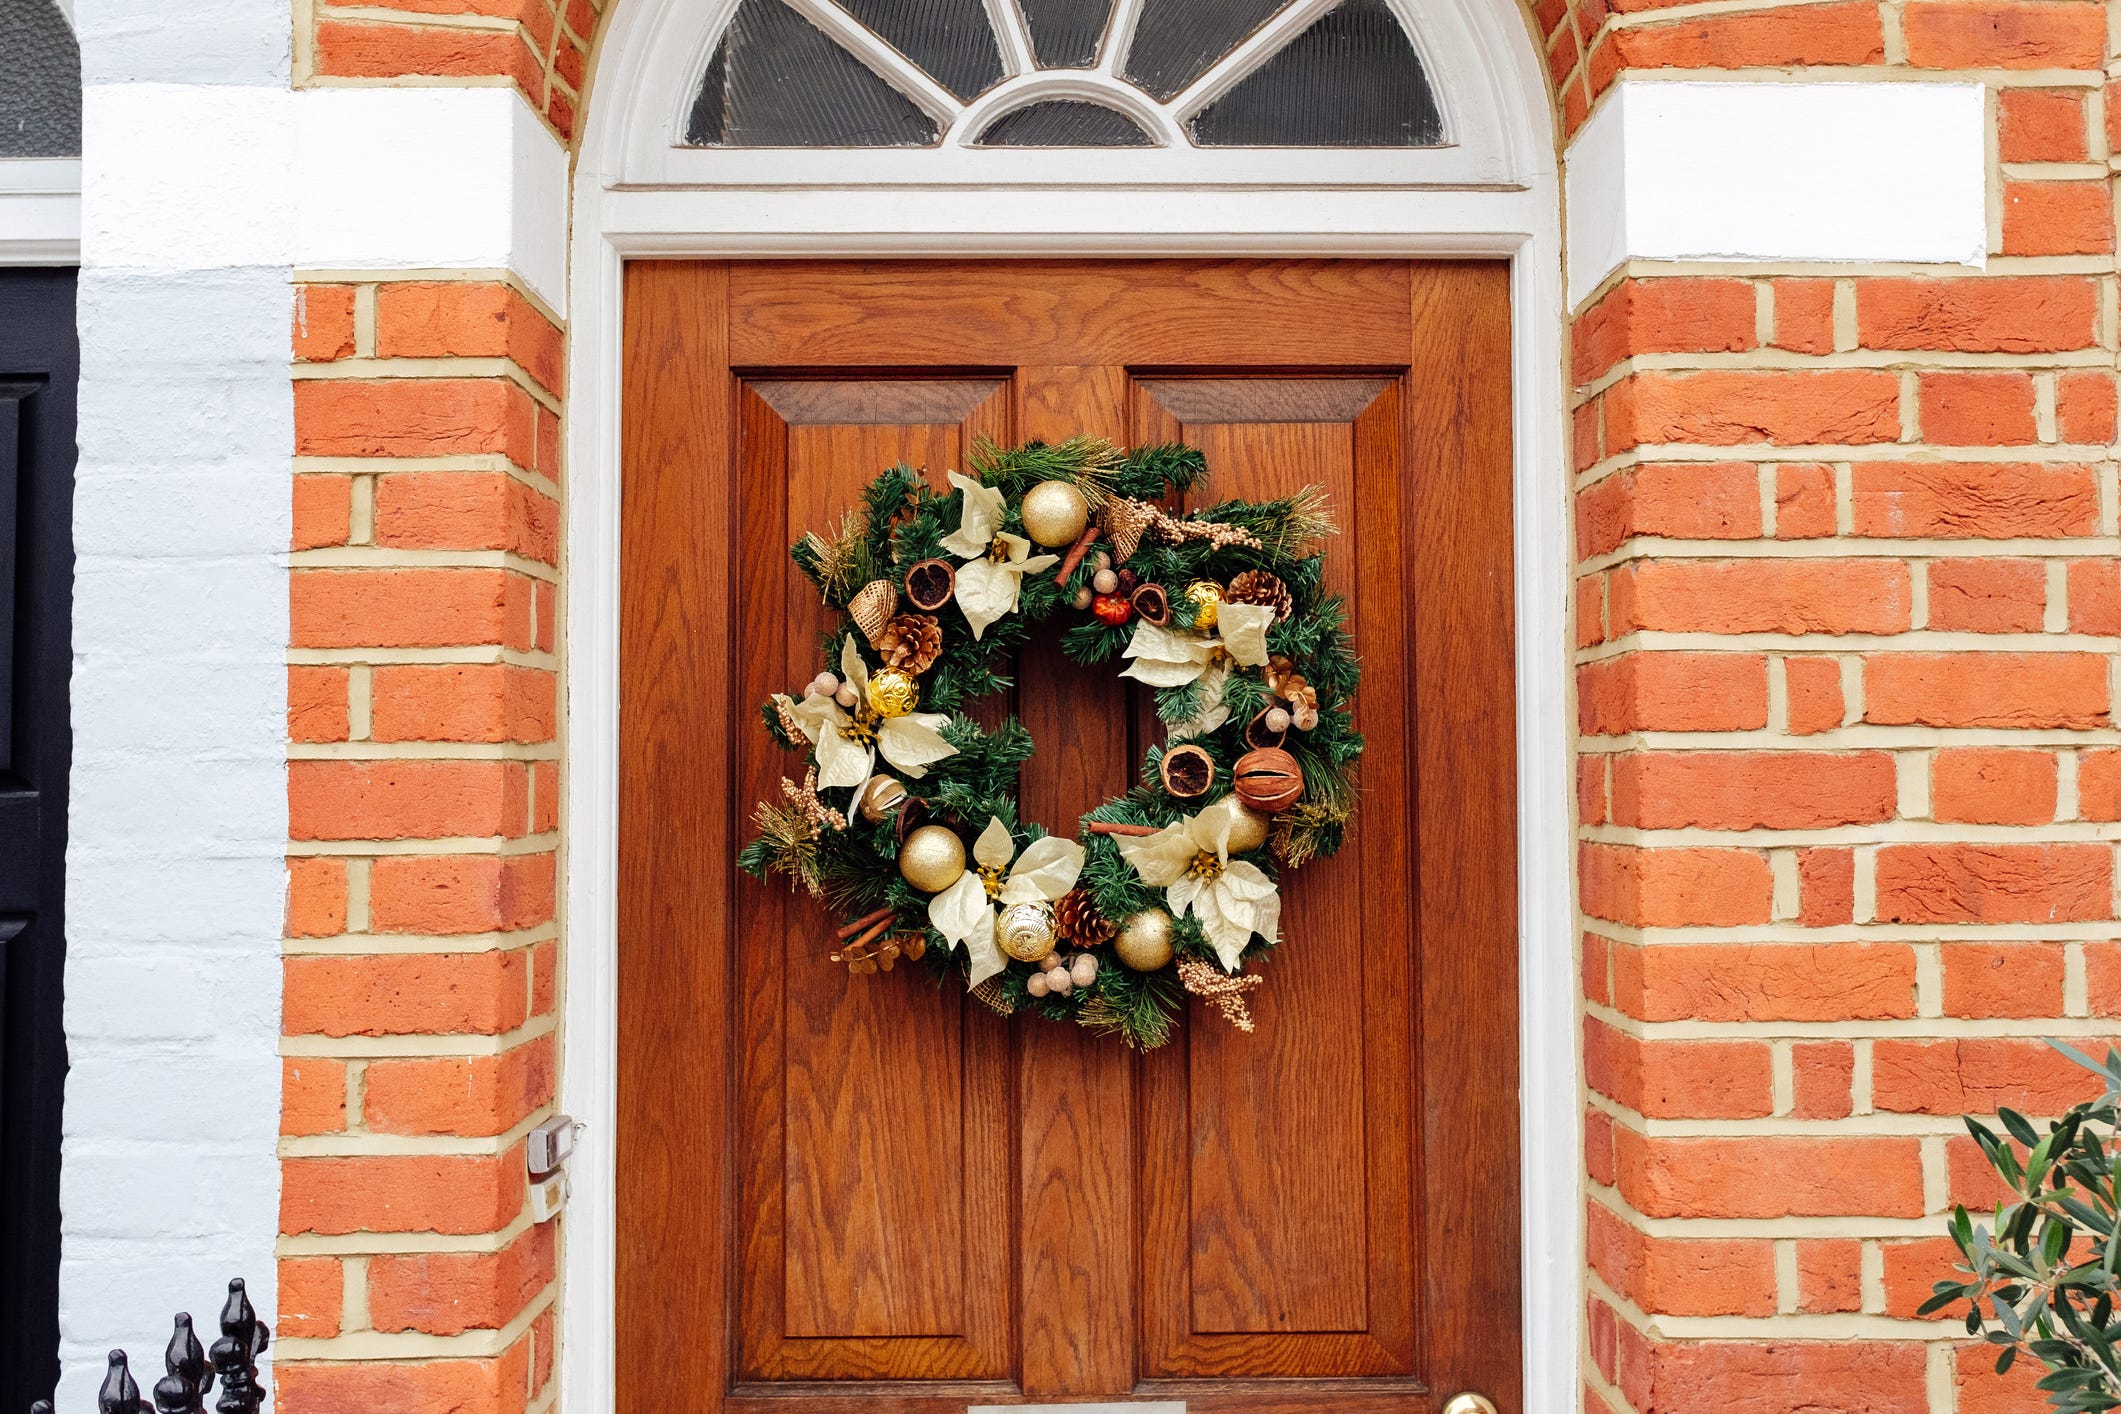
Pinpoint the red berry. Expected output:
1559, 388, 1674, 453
1091, 593, 1134, 625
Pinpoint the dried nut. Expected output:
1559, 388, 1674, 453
1072, 586, 1094, 609
1092, 568, 1119, 594
1266, 707, 1292, 734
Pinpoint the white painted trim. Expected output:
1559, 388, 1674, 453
0, 158, 82, 265
563, 0, 1578, 1409
611, 0, 1540, 189
1565, 79, 1988, 307
79, 85, 569, 309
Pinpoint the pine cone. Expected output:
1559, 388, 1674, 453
1054, 887, 1117, 947
876, 613, 944, 675
1226, 569, 1294, 623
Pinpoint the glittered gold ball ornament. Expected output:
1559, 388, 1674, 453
1222, 800, 1270, 855
1114, 908, 1176, 971
865, 668, 919, 718
898, 825, 967, 893
1020, 480, 1090, 549
1181, 580, 1222, 629
998, 900, 1058, 962
858, 775, 908, 824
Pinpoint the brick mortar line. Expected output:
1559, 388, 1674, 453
280, 1013, 558, 1060
287, 832, 562, 858
284, 922, 560, 957
1584, 632, 2121, 659
1588, 1181, 1958, 1239
294, 461, 564, 506
1578, 728, 2121, 748
277, 1208, 536, 1258
295, 268, 567, 332
274, 1287, 553, 1363
293, 357, 564, 414
313, 5, 525, 35
287, 743, 562, 762
1583, 1088, 2074, 1139
1576, 447, 2121, 484
292, 549, 561, 582
1584, 1001, 2121, 1039
1586, 1271, 1956, 1344
1575, 537, 2121, 572
280, 1103, 553, 1159
1577, 629, 2121, 657
1583, 920, 2121, 944
1581, 822, 2121, 845
1577, 354, 2121, 403
289, 647, 559, 669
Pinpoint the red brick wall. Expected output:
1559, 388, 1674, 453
281, 277, 563, 1411
279, 2, 2119, 1410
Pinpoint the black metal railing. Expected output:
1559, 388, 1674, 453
30, 1279, 267, 1414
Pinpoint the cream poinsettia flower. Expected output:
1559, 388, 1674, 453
939, 471, 1059, 640
1118, 601, 1277, 737
777, 637, 955, 791
1116, 797, 1282, 973
929, 817, 1085, 989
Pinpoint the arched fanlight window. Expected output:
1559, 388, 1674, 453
683, 0, 1442, 149
0, 0, 81, 159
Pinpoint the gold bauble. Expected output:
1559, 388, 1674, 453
898, 825, 967, 893
1020, 480, 1090, 549
865, 668, 919, 719
1114, 908, 1176, 971
1222, 800, 1270, 855
998, 900, 1058, 962
859, 775, 908, 823
1182, 580, 1223, 629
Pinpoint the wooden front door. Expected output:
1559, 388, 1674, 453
619, 259, 1519, 1412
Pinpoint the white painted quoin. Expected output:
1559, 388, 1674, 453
21, 0, 2000, 1405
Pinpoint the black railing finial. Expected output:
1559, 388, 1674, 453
206, 1281, 265, 1414
96, 1350, 140, 1414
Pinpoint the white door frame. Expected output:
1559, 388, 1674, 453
561, 2, 1579, 1408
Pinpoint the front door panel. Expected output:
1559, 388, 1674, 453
620, 260, 1519, 1412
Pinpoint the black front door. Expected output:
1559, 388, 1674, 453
0, 267, 75, 1411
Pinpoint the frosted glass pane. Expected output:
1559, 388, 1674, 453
829, 0, 1006, 100
685, 0, 940, 147
1018, 0, 1112, 67
0, 0, 80, 158
1189, 0, 1441, 147
1121, 0, 1290, 102
975, 99, 1153, 146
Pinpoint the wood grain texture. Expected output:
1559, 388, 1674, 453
619, 260, 1520, 1413
1408, 261, 1522, 1411
729, 261, 1412, 368
619, 260, 734, 1412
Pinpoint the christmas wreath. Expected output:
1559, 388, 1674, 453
739, 438, 1362, 1050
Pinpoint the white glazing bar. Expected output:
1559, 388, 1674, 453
1100, 0, 1149, 78
985, 0, 1036, 75
780, 0, 964, 126
1167, 0, 1339, 122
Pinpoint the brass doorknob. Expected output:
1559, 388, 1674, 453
1443, 1395, 1499, 1414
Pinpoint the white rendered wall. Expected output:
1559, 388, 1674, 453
65, 1, 293, 1403
1565, 79, 1988, 306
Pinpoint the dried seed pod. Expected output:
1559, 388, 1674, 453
904, 558, 956, 611
1232, 747, 1304, 814
1225, 569, 1295, 623
1131, 583, 1170, 626
1244, 707, 1288, 751
875, 613, 944, 675
1159, 743, 1216, 800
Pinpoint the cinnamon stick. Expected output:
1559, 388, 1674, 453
835, 905, 895, 939
846, 917, 894, 952
1088, 820, 1163, 837
1056, 526, 1101, 584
